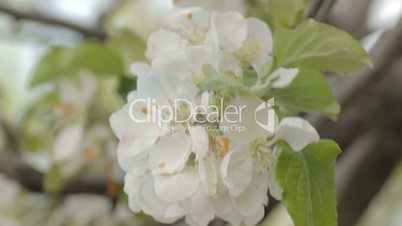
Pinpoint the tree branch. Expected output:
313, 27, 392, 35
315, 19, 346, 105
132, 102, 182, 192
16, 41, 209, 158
308, 0, 338, 21
0, 152, 108, 195
314, 0, 338, 21
0, 4, 106, 39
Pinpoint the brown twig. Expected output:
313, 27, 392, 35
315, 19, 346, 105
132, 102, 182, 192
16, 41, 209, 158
0, 4, 106, 39
308, 0, 338, 21
314, 0, 338, 21
0, 152, 108, 195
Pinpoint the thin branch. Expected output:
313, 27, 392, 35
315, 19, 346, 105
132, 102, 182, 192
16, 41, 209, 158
0, 152, 108, 195
314, 0, 338, 21
308, 0, 338, 21
0, 4, 106, 39
307, 0, 324, 18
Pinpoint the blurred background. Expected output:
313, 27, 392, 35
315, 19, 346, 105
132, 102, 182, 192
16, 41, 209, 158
0, 0, 402, 225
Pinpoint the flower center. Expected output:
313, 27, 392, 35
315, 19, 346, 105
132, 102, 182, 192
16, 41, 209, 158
186, 28, 207, 45
235, 36, 262, 62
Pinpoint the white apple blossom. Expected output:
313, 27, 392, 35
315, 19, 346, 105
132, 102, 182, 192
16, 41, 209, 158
22, 72, 121, 181
111, 73, 278, 225
47, 194, 141, 226
110, 6, 316, 226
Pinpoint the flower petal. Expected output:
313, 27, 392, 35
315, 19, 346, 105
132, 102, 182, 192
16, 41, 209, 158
211, 11, 247, 51
221, 142, 253, 196
276, 117, 319, 151
232, 170, 269, 217
54, 123, 83, 162
189, 125, 209, 160
154, 167, 200, 202
268, 68, 299, 89
198, 154, 219, 196
149, 132, 192, 175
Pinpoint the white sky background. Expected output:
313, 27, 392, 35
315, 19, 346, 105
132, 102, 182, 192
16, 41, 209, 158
0, 0, 401, 124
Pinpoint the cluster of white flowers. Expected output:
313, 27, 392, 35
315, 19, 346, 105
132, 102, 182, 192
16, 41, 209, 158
22, 72, 121, 180
111, 6, 319, 226
47, 194, 139, 226
0, 173, 140, 226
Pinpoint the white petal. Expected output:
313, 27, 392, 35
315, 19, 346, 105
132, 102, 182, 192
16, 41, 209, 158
268, 175, 283, 200
185, 187, 215, 226
117, 136, 154, 175
211, 11, 247, 51
163, 7, 210, 30
54, 123, 83, 162
232, 170, 269, 217
189, 125, 209, 160
110, 99, 160, 140
221, 142, 253, 196
154, 167, 200, 202
146, 29, 184, 59
136, 175, 185, 221
198, 154, 219, 195
130, 61, 150, 77
137, 70, 198, 106
213, 193, 242, 226
149, 132, 192, 175
124, 174, 143, 212
276, 117, 319, 151
243, 206, 265, 226
268, 68, 299, 89
246, 18, 273, 54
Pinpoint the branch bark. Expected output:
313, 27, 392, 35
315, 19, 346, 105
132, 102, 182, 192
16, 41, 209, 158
0, 153, 108, 195
0, 4, 106, 39
308, 0, 338, 21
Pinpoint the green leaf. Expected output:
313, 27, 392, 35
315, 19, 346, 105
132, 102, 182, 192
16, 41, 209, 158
276, 139, 341, 226
267, 0, 309, 29
273, 19, 372, 73
199, 72, 245, 94
43, 164, 66, 194
107, 29, 147, 73
270, 69, 340, 119
31, 42, 124, 86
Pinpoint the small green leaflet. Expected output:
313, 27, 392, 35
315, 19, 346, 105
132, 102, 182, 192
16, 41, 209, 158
43, 164, 66, 194
267, 0, 309, 29
276, 140, 341, 226
107, 29, 147, 74
273, 19, 372, 73
30, 42, 124, 86
270, 69, 340, 119
200, 72, 245, 94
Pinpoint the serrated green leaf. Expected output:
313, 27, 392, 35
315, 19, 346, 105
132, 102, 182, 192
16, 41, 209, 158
268, 0, 309, 29
31, 42, 124, 86
199, 72, 244, 94
43, 164, 66, 194
270, 69, 340, 119
273, 19, 372, 72
276, 139, 341, 226
107, 29, 146, 73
